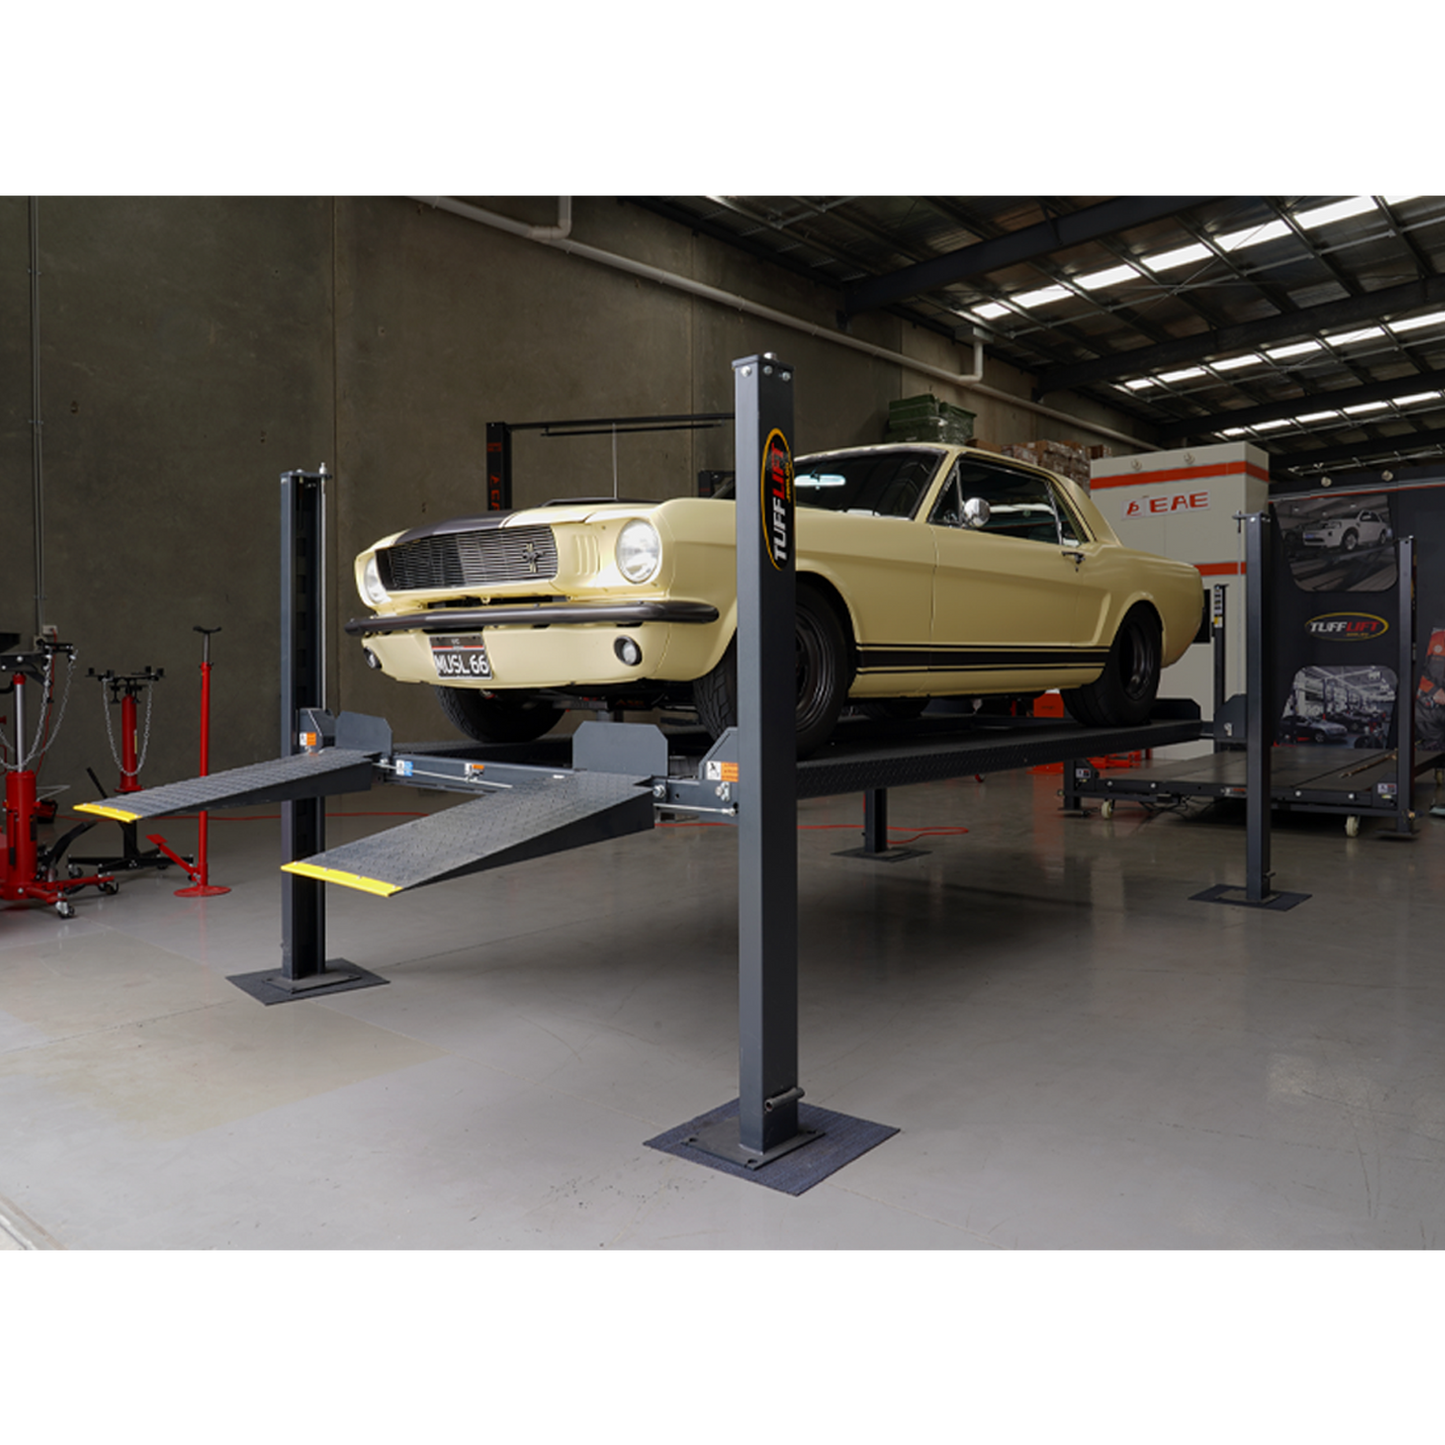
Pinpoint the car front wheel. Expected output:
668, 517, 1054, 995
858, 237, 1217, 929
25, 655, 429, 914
1062, 605, 1162, 729
693, 588, 851, 757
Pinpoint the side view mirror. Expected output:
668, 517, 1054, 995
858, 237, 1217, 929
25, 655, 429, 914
962, 496, 991, 530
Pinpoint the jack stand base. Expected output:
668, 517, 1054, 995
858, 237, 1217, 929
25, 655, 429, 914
226, 959, 389, 1006
1190, 883, 1311, 912
176, 883, 231, 897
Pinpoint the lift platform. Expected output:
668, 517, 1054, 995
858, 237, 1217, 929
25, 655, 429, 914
80, 704, 1206, 896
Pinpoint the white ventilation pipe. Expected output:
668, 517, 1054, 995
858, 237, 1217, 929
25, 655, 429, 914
410, 196, 1146, 450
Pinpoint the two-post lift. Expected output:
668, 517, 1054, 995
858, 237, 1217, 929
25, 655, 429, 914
78, 359, 1208, 1188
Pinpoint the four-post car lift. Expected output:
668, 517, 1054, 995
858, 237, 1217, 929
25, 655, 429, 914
76, 359, 1208, 1189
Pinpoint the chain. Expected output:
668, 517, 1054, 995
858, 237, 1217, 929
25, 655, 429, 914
13, 648, 75, 772
99, 673, 156, 779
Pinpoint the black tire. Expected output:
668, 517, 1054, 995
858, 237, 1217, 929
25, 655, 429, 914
1061, 606, 1162, 728
693, 588, 851, 757
434, 686, 563, 744
1342, 529, 1359, 552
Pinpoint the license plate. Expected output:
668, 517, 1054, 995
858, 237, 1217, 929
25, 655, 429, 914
430, 635, 493, 680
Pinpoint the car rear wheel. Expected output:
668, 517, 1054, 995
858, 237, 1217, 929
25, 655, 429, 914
1062, 605, 1162, 728
434, 685, 563, 744
693, 588, 851, 757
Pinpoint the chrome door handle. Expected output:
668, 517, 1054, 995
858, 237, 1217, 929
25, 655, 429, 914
1062, 550, 1085, 567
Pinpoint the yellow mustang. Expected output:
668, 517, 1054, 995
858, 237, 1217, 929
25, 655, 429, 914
346, 443, 1205, 755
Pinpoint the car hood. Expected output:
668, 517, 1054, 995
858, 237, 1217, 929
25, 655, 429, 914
385, 500, 663, 547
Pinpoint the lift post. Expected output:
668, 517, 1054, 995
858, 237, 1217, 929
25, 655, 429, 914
682, 354, 820, 1169
223, 468, 384, 1001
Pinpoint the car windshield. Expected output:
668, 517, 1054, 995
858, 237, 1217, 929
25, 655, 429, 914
792, 450, 942, 518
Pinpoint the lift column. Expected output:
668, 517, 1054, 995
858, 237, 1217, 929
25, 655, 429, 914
267, 467, 370, 996
684, 354, 818, 1168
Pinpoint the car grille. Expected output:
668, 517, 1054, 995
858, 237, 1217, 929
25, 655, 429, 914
380, 525, 559, 591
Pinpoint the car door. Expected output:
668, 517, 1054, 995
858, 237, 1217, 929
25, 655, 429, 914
928, 458, 1095, 684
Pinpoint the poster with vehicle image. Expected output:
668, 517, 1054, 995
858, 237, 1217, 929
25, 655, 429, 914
1279, 664, 1396, 748
1273, 493, 1397, 592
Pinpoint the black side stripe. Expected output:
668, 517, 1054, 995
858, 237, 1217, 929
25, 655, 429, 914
856, 645, 1110, 672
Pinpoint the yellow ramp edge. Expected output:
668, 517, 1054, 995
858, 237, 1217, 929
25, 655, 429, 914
281, 859, 401, 898
75, 801, 142, 824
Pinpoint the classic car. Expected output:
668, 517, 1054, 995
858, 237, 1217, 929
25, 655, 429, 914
346, 443, 1207, 755
1298, 509, 1392, 552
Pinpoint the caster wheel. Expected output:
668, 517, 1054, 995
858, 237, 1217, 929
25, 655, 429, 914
1345, 815, 1360, 838
55, 900, 76, 919
67, 864, 81, 879
100, 881, 119, 896
1101, 799, 1115, 819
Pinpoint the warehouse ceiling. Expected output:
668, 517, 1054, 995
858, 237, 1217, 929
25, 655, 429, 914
629, 196, 1445, 480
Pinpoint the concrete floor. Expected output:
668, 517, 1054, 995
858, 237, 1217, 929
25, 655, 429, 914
4, 752, 1445, 1252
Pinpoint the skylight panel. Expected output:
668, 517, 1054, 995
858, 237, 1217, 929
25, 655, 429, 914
1393, 392, 1442, 406
1219, 427, 1249, 437
971, 302, 1011, 320
1210, 353, 1263, 371
1216, 219, 1291, 251
1123, 377, 1157, 390
1158, 367, 1207, 383
1252, 418, 1292, 431
1343, 401, 1389, 415
1145, 242, 1212, 271
1389, 310, 1445, 334
1012, 284, 1072, 309
1264, 340, 1322, 360
1075, 263, 1142, 291
1295, 197, 1376, 229
1295, 410, 1340, 423
1326, 326, 1386, 347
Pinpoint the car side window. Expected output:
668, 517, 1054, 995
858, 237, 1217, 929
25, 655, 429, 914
929, 459, 1069, 545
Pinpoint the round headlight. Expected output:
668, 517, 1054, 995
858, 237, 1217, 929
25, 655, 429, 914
361, 555, 390, 607
616, 520, 661, 584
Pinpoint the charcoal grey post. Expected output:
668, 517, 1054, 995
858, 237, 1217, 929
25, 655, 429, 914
268, 468, 366, 995
684, 354, 819, 1168
1391, 535, 1416, 838
1212, 583, 1228, 741
279, 470, 329, 979
734, 354, 806, 1158
1244, 512, 1272, 902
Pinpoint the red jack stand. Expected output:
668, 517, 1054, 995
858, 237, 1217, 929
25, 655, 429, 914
70, 667, 178, 882
170, 626, 229, 897
2, 642, 116, 919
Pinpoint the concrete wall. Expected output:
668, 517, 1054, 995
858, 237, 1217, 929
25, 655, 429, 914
1, 196, 1151, 799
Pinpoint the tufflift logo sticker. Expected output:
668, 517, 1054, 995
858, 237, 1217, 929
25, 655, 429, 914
1124, 490, 1210, 519
761, 429, 794, 571
1307, 612, 1389, 641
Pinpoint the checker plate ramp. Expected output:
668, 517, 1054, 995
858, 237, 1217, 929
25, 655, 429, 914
73, 749, 382, 823
282, 770, 656, 897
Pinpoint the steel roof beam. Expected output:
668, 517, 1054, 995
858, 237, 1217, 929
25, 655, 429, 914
841, 196, 1222, 316
1269, 420, 1445, 472
1154, 367, 1445, 443
1038, 274, 1445, 396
